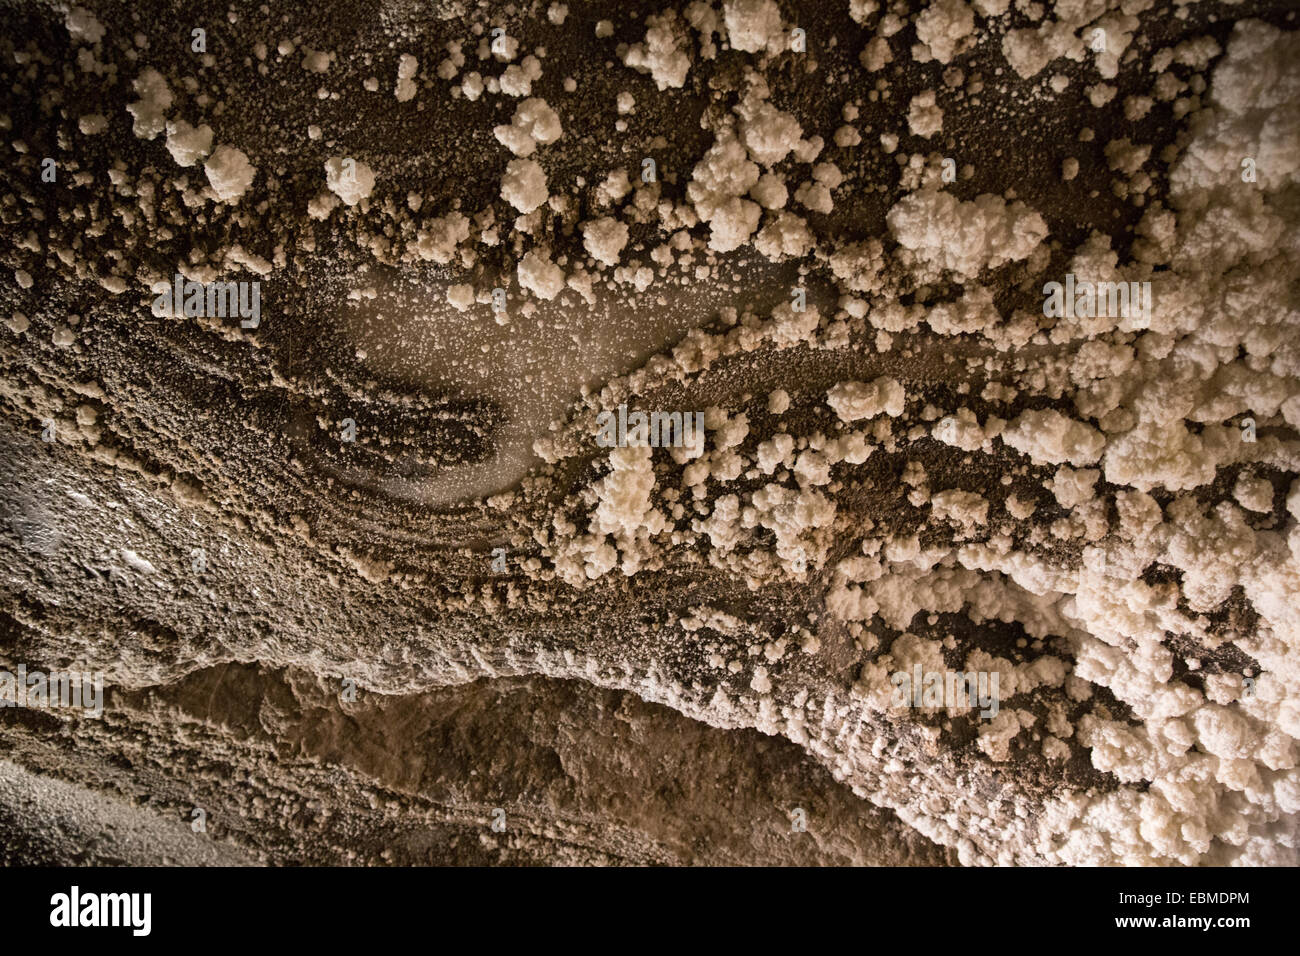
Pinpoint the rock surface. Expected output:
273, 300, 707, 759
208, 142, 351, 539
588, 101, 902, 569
0, 0, 1297, 865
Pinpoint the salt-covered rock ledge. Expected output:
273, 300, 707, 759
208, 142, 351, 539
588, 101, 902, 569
1, 0, 1297, 865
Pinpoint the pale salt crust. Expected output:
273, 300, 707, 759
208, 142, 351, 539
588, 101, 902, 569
126, 68, 172, 140
887, 190, 1048, 278
32, 0, 1298, 868
527, 15, 1300, 867
204, 146, 256, 204
493, 98, 562, 157
64, 6, 105, 45
581, 217, 630, 267
165, 120, 213, 167
395, 54, 418, 102
500, 158, 548, 213
324, 156, 376, 206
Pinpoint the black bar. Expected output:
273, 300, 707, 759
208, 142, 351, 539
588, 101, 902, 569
0, 865, 1279, 943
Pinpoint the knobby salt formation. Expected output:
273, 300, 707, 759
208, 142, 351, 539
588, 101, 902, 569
0, 0, 1297, 867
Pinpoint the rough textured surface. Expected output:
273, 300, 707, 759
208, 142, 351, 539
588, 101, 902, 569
1, 0, 1297, 866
